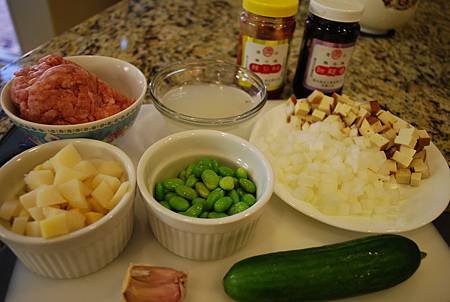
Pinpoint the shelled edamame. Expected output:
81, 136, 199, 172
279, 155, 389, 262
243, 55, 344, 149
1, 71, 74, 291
153, 158, 257, 218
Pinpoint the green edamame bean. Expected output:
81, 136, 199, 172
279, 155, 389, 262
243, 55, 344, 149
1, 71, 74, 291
185, 163, 195, 177
228, 202, 249, 215
199, 211, 209, 218
201, 169, 219, 190
178, 169, 187, 181
233, 177, 239, 188
164, 192, 177, 202
168, 196, 190, 211
205, 188, 224, 211
208, 212, 228, 219
197, 158, 212, 168
219, 176, 235, 190
214, 196, 233, 213
160, 200, 171, 209
162, 178, 184, 191
210, 159, 219, 173
192, 197, 206, 206
237, 187, 246, 198
175, 185, 198, 200
195, 182, 210, 198
218, 166, 234, 177
228, 189, 240, 204
242, 193, 256, 206
235, 167, 248, 179
183, 203, 203, 217
154, 182, 165, 201
185, 175, 198, 188
239, 178, 256, 193
192, 163, 209, 178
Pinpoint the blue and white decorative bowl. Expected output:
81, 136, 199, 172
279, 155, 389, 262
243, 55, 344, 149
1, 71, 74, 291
0, 55, 147, 144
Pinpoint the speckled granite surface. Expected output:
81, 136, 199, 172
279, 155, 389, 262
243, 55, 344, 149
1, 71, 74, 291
0, 0, 448, 161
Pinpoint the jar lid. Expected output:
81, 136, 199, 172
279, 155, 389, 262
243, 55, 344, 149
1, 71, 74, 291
309, 0, 364, 23
243, 0, 298, 18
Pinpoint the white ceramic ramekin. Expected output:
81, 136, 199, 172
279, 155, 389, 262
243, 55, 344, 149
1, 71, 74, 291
137, 130, 274, 260
0, 139, 136, 279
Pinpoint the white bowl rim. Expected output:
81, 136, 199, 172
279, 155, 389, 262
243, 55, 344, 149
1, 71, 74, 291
0, 55, 147, 130
0, 138, 136, 246
137, 129, 274, 226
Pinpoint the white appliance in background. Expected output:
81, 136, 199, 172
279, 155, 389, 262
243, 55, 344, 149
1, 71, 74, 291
357, 0, 419, 35
6, 0, 119, 52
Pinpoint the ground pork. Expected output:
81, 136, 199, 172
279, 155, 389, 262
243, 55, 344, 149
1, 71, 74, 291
10, 54, 135, 125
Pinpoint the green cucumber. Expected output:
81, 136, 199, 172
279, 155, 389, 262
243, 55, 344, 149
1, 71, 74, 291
223, 235, 425, 302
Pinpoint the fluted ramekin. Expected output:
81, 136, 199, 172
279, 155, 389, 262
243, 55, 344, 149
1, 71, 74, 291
0, 139, 136, 279
137, 130, 273, 260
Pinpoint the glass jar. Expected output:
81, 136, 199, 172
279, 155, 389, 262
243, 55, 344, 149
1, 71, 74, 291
237, 0, 298, 99
293, 0, 364, 98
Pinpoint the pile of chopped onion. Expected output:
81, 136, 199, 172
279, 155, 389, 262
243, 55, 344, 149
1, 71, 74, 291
259, 116, 404, 216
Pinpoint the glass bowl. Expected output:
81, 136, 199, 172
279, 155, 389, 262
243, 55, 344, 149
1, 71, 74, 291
149, 60, 267, 138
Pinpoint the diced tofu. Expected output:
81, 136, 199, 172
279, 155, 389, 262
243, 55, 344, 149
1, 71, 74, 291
333, 102, 352, 117
25, 221, 42, 237
394, 128, 418, 148
50, 144, 82, 171
413, 149, 427, 161
392, 118, 410, 132
399, 145, 416, 158
96, 160, 124, 178
73, 160, 97, 180
359, 119, 374, 137
370, 120, 383, 133
311, 109, 327, 122
53, 167, 85, 185
318, 95, 334, 114
24, 170, 54, 190
109, 181, 129, 209
11, 216, 28, 235
386, 159, 397, 173
377, 110, 397, 125
84, 212, 104, 225
42, 207, 68, 218
57, 179, 90, 210
343, 112, 357, 126
19, 190, 38, 209
0, 199, 22, 221
28, 207, 46, 221
410, 172, 422, 187
66, 209, 86, 232
307, 90, 324, 106
416, 129, 431, 146
369, 100, 381, 114
91, 181, 115, 210
369, 133, 390, 150
87, 197, 108, 214
395, 168, 411, 184
294, 100, 310, 116
412, 161, 430, 178
91, 174, 121, 191
36, 185, 67, 207
40, 213, 69, 239
392, 151, 413, 168
382, 127, 397, 141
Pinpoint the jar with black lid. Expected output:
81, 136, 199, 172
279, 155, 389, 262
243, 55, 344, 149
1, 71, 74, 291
293, 0, 364, 98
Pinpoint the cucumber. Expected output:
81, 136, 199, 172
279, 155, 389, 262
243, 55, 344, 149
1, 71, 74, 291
223, 235, 425, 302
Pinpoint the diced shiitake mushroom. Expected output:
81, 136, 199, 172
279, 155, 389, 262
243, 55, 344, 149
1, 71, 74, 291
0, 144, 130, 238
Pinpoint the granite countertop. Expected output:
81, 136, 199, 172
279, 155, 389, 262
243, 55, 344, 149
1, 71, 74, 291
0, 0, 448, 161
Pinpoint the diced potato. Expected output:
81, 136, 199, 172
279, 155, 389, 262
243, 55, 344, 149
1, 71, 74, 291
19, 190, 38, 209
36, 185, 67, 207
18, 208, 30, 220
91, 181, 114, 210
11, 216, 28, 235
84, 212, 104, 225
66, 209, 86, 231
24, 170, 54, 190
0, 218, 11, 229
73, 160, 97, 180
96, 160, 124, 178
57, 179, 90, 210
91, 174, 121, 191
86, 197, 107, 214
40, 213, 69, 239
42, 207, 67, 218
80, 181, 93, 196
109, 181, 129, 209
25, 221, 42, 237
50, 143, 82, 171
0, 199, 22, 221
53, 167, 85, 185
28, 207, 46, 221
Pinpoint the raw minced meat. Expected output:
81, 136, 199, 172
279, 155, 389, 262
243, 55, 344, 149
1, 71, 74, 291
10, 54, 135, 125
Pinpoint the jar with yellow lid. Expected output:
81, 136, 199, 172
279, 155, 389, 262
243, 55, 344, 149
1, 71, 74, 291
237, 0, 299, 99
